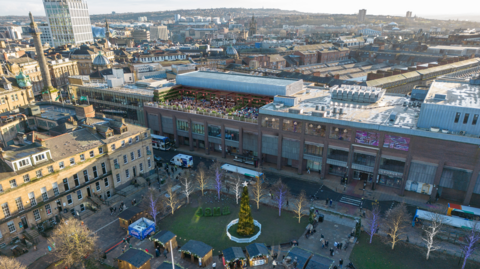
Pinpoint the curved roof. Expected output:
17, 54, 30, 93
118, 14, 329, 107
388, 22, 398, 26
226, 45, 238, 56
93, 52, 110, 66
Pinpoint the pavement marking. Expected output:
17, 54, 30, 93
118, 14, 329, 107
90, 219, 118, 235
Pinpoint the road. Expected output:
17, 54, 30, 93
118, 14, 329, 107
153, 149, 417, 216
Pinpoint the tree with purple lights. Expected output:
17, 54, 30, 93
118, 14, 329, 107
461, 221, 480, 269
272, 179, 289, 217
147, 189, 160, 224
366, 202, 381, 244
211, 163, 223, 200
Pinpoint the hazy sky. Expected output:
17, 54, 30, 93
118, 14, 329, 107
3, 0, 479, 17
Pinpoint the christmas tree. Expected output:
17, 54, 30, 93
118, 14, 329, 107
237, 182, 255, 236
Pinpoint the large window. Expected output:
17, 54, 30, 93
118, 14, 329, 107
327, 148, 349, 162
353, 153, 376, 167
15, 197, 23, 211
63, 178, 70, 191
52, 183, 59, 196
304, 143, 323, 157
83, 170, 89, 182
177, 120, 189, 131
41, 187, 48, 201
102, 163, 107, 174
93, 166, 98, 178
2, 203, 10, 218
261, 117, 279, 129
380, 158, 405, 173
305, 123, 326, 137
329, 127, 351, 141
283, 120, 302, 133
66, 195, 73, 205
73, 174, 80, 187
225, 129, 239, 141
208, 125, 221, 137
33, 209, 41, 221
29, 192, 37, 206
192, 123, 204, 134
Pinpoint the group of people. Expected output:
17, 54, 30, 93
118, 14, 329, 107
163, 97, 259, 119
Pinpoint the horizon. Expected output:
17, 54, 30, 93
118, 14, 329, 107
2, 0, 480, 18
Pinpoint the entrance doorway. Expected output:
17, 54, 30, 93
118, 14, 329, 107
133, 166, 137, 177
21, 216, 28, 229
86, 187, 91, 197
354, 171, 373, 182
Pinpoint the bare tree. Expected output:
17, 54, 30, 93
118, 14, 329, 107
210, 162, 223, 200
147, 188, 161, 224
180, 170, 195, 204
293, 190, 307, 223
272, 179, 290, 217
196, 162, 209, 196
384, 203, 411, 250
366, 202, 382, 244
0, 256, 26, 269
461, 221, 480, 269
165, 183, 180, 215
422, 211, 447, 260
233, 170, 243, 204
48, 218, 98, 268
251, 176, 266, 210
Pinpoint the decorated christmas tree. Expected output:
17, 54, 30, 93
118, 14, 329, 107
237, 182, 255, 236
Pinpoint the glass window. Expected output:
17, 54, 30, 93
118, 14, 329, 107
93, 166, 98, 178
96, 182, 101, 191
139, 163, 144, 172
52, 183, 59, 196
2, 203, 10, 218
125, 169, 130, 178
29, 192, 37, 206
261, 117, 279, 129
208, 125, 221, 137
67, 195, 73, 204
135, 135, 139, 142
36, 170, 43, 178
129, 138, 132, 144
41, 187, 48, 201
192, 123, 204, 134
59, 161, 64, 169
473, 114, 479, 125
327, 148, 349, 162
329, 127, 352, 141
116, 174, 121, 183
15, 197, 23, 211
63, 178, 70, 191
130, 152, 135, 161
104, 178, 109, 187
35, 154, 46, 162
123, 155, 128, 164
305, 123, 326, 136
353, 153, 376, 167
102, 163, 107, 174
121, 140, 125, 147
45, 204, 52, 215
378, 175, 403, 188
177, 120, 189, 131
380, 158, 405, 173
137, 149, 142, 158
80, 204, 85, 212
111, 144, 116, 151
47, 166, 54, 173
80, 154, 85, 161
454, 112, 461, 123
144, 132, 148, 138
23, 174, 30, 183
10, 179, 17, 188
89, 151, 94, 157
464, 113, 470, 124
73, 174, 80, 187
283, 120, 302, 133
77, 190, 83, 200
148, 159, 151, 168
33, 209, 41, 221
98, 147, 103, 154
225, 129, 239, 141
7, 221, 15, 233
70, 158, 75, 165
304, 143, 323, 156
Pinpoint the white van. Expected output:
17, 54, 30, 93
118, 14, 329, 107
170, 154, 194, 168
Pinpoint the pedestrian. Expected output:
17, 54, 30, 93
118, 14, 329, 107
435, 191, 440, 202
339, 242, 343, 250
131, 200, 134, 206
213, 262, 217, 269
321, 234, 324, 239
325, 198, 329, 206
329, 199, 333, 207
109, 207, 113, 215
293, 257, 298, 268
286, 199, 289, 207
272, 260, 277, 269
330, 248, 334, 256
321, 238, 325, 248
339, 259, 343, 268
133, 199, 136, 205
155, 248, 160, 257
113, 207, 117, 213
334, 241, 338, 249
307, 168, 311, 174
325, 240, 329, 247
163, 249, 168, 258
122, 238, 126, 244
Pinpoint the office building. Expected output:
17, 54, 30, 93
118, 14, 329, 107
358, 9, 367, 22
406, 11, 413, 18
142, 70, 480, 206
0, 106, 153, 244
42, 0, 94, 47
150, 26, 169, 41
38, 23, 53, 47
0, 25, 23, 39
138, 16, 148, 22
132, 29, 150, 43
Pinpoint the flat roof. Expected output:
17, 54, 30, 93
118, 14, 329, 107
424, 80, 480, 108
178, 71, 298, 87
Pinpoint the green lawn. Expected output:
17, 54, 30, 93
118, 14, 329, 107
158, 191, 308, 254
350, 233, 480, 269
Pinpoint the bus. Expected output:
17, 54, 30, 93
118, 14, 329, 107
221, 164, 263, 183
151, 134, 171, 151
413, 209, 480, 231
447, 203, 480, 221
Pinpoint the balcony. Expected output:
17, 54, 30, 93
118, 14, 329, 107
144, 102, 258, 124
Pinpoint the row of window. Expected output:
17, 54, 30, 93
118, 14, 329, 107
454, 112, 479, 125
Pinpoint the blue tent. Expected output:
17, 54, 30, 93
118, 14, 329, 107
128, 217, 156, 240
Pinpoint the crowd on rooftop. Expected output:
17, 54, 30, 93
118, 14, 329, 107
163, 97, 260, 119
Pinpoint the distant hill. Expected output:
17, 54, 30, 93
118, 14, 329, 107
420, 13, 480, 22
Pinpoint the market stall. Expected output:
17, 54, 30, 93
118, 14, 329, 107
118, 206, 148, 229
128, 217, 156, 240
222, 247, 247, 269
179, 240, 213, 267
245, 243, 269, 267
117, 248, 153, 269
151, 230, 178, 253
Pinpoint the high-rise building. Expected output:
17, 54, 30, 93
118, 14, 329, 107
138, 16, 148, 22
150, 26, 168, 41
358, 9, 367, 22
42, 0, 94, 47
38, 23, 53, 47
406, 11, 413, 18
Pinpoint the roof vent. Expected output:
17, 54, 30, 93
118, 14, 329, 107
338, 108, 343, 114
430, 127, 440, 132
288, 108, 303, 114
434, 94, 446, 100
321, 106, 326, 111
312, 111, 325, 117
332, 107, 337, 114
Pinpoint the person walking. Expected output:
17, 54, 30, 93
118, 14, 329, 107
163, 249, 168, 258
109, 207, 113, 215
325, 198, 329, 206
155, 248, 160, 257
113, 207, 117, 213
325, 239, 329, 247
339, 259, 343, 268
321, 238, 325, 248
330, 248, 334, 256
307, 169, 311, 174
272, 260, 277, 269
334, 242, 338, 249
329, 199, 333, 207
212, 262, 217, 269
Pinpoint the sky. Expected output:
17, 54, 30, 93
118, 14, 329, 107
3, 0, 480, 18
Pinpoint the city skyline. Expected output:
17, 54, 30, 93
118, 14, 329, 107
3, 0, 480, 18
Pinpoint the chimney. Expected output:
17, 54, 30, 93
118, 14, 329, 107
334, 74, 340, 79
312, 71, 321, 77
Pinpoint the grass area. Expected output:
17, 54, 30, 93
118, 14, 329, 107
159, 191, 308, 253
350, 233, 480, 269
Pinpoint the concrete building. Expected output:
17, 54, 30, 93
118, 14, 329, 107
150, 26, 169, 41
426, 46, 480, 56
406, 11, 413, 18
357, 28, 381, 36
0, 25, 23, 39
0, 110, 153, 244
5, 57, 44, 98
47, 57, 79, 90
358, 9, 367, 22
138, 16, 148, 22
0, 76, 34, 113
38, 23, 53, 47
42, 0, 94, 46
132, 29, 150, 43
142, 70, 480, 206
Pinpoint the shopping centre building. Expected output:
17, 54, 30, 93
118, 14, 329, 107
144, 70, 480, 206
